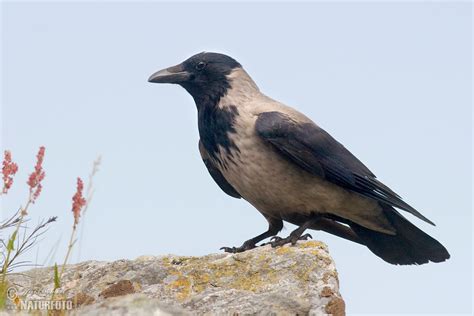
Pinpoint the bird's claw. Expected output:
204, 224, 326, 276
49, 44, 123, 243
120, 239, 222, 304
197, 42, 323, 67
260, 236, 282, 246
220, 246, 237, 253
220, 241, 256, 253
265, 233, 313, 248
221, 233, 313, 252
296, 233, 313, 243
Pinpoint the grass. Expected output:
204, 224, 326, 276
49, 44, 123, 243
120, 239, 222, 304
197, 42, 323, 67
0, 148, 100, 311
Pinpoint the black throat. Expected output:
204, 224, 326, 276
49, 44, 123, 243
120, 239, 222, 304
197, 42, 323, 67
182, 81, 239, 163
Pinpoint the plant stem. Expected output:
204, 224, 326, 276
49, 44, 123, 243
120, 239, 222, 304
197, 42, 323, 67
59, 224, 77, 279
0, 196, 31, 308
0, 197, 31, 279
51, 223, 77, 302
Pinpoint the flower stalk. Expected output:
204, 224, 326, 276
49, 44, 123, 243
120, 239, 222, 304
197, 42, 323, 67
0, 147, 47, 309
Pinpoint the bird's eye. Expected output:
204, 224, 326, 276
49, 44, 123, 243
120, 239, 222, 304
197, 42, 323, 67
196, 62, 206, 70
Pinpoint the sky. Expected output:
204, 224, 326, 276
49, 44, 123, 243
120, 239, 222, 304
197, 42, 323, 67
1, 1, 472, 314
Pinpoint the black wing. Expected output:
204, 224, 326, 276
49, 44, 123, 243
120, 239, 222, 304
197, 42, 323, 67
198, 140, 241, 199
255, 111, 434, 225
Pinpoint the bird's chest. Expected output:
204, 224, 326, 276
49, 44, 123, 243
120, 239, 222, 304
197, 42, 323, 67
198, 105, 240, 162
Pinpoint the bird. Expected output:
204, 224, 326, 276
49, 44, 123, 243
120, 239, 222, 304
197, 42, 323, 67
148, 52, 450, 265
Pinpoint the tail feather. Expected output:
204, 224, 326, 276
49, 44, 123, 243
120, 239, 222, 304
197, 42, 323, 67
349, 206, 450, 265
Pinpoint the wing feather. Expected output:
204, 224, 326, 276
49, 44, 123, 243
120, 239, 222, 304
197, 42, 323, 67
255, 111, 434, 226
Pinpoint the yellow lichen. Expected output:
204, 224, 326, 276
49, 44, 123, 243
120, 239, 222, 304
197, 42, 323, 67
275, 246, 292, 255
188, 271, 211, 293
169, 275, 191, 301
164, 247, 321, 300
295, 264, 312, 282
297, 241, 326, 249
257, 253, 269, 263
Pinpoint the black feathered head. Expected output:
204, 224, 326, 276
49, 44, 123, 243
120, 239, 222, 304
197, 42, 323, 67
148, 52, 242, 106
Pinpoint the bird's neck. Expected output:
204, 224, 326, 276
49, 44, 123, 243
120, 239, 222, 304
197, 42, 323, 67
195, 69, 259, 163
189, 68, 260, 111
219, 68, 260, 108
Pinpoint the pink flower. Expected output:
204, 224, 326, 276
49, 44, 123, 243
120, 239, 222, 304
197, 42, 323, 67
27, 146, 46, 203
2, 150, 19, 194
72, 177, 86, 226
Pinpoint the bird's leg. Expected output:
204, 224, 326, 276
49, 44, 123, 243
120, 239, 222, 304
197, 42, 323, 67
267, 218, 317, 248
311, 217, 364, 245
221, 218, 283, 254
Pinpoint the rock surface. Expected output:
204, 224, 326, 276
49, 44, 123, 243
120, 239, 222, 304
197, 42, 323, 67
7, 241, 344, 315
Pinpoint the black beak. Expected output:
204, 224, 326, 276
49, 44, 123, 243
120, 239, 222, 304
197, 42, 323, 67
148, 63, 191, 84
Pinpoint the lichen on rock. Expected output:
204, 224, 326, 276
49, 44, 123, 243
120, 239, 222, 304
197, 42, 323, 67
8, 241, 344, 315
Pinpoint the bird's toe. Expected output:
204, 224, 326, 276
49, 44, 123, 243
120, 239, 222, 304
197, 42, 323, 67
220, 241, 256, 253
270, 237, 290, 248
220, 246, 237, 253
260, 236, 282, 247
266, 233, 314, 247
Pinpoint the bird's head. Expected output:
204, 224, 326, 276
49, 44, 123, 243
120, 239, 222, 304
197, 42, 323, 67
148, 52, 247, 106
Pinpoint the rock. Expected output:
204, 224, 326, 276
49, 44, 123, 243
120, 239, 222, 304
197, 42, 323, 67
6, 241, 344, 315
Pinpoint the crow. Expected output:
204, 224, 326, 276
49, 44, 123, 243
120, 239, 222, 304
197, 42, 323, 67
148, 52, 450, 265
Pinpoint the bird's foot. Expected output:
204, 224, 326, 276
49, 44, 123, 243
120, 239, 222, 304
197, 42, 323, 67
264, 233, 313, 248
220, 240, 256, 253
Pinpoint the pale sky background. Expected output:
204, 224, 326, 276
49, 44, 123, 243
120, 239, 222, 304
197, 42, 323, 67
1, 1, 472, 314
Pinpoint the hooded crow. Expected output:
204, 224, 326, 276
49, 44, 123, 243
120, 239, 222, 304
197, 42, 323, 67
148, 52, 450, 265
